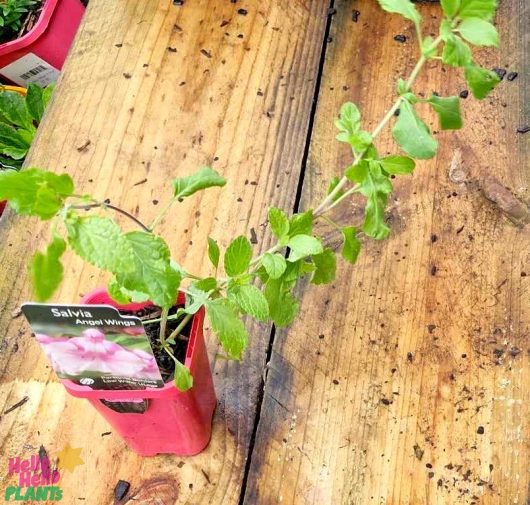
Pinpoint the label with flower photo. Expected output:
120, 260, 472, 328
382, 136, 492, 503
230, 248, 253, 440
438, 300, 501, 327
21, 303, 164, 390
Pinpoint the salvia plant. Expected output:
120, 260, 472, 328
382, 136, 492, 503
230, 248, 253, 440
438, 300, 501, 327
0, 0, 38, 42
0, 0, 501, 391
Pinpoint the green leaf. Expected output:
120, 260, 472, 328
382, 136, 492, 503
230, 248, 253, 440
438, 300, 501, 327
458, 18, 499, 47
174, 361, 193, 391
427, 95, 462, 130
30, 235, 66, 301
392, 100, 438, 159
207, 237, 220, 268
224, 235, 252, 276
345, 159, 369, 184
440, 19, 453, 40
0, 168, 74, 219
26, 84, 46, 122
262, 252, 287, 279
0, 90, 33, 130
264, 278, 299, 327
120, 231, 181, 308
287, 234, 323, 262
66, 214, 131, 271
172, 166, 226, 200
108, 279, 149, 304
459, 0, 497, 20
360, 162, 392, 240
230, 284, 269, 321
341, 227, 361, 264
397, 78, 408, 95
16, 127, 34, 146
108, 279, 132, 304
421, 36, 438, 58
0, 144, 27, 159
464, 65, 500, 99
184, 285, 210, 314
364, 192, 390, 240
377, 0, 421, 23
268, 207, 290, 240
193, 277, 217, 293
206, 298, 248, 359
0, 122, 31, 151
327, 177, 344, 202
442, 35, 472, 67
362, 144, 379, 160
311, 248, 336, 285
335, 102, 361, 137
289, 210, 313, 237
441, 0, 460, 17
349, 131, 373, 152
379, 155, 415, 174
282, 259, 306, 285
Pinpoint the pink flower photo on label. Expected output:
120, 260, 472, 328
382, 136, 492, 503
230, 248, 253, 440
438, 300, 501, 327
35, 329, 158, 378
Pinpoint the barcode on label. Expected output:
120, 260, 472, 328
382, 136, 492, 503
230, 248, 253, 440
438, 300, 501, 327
0, 53, 60, 87
19, 64, 48, 80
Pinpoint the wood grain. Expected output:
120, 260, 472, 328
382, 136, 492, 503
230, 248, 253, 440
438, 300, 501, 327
0, 0, 330, 503
244, 1, 529, 504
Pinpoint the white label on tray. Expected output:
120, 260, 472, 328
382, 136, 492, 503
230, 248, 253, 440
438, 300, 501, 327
0, 53, 59, 87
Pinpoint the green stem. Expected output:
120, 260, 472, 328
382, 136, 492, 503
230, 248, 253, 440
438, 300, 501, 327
319, 215, 342, 231
158, 307, 169, 345
320, 184, 361, 216
249, 243, 283, 267
144, 312, 183, 325
149, 196, 179, 231
166, 313, 193, 344
70, 201, 151, 232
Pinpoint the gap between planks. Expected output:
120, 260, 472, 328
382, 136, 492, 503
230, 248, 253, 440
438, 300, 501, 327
237, 1, 336, 503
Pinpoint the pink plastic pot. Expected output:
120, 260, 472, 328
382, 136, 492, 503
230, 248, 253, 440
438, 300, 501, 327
0, 0, 84, 86
62, 288, 217, 457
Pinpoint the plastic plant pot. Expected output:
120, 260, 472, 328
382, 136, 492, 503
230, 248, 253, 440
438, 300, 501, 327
0, 0, 85, 87
62, 288, 217, 457
0, 85, 27, 219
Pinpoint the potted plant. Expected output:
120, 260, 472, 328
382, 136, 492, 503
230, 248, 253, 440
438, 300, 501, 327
0, 0, 84, 87
0, 0, 501, 456
0, 81, 53, 218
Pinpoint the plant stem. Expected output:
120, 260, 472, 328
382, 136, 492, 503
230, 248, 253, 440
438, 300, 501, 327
158, 307, 169, 345
319, 215, 342, 231
319, 184, 361, 216
71, 202, 151, 232
149, 196, 179, 231
249, 243, 283, 267
166, 313, 193, 344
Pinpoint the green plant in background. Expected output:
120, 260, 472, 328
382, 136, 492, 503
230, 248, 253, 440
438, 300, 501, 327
0, 0, 500, 391
0, 0, 38, 42
0, 83, 53, 170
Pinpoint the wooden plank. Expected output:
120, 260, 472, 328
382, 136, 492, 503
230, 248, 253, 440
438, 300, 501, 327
0, 0, 330, 503
244, 1, 529, 504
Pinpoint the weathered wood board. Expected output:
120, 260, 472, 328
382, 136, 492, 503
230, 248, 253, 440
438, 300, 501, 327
0, 0, 329, 503
244, 1, 529, 504
1, 0, 528, 504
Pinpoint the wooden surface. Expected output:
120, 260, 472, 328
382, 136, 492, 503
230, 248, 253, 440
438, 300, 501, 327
0, 0, 528, 504
245, 1, 530, 504
0, 0, 329, 503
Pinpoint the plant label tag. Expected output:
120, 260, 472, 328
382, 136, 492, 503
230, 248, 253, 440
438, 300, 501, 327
21, 303, 165, 390
0, 53, 60, 87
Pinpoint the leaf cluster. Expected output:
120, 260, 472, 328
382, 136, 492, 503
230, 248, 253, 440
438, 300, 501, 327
0, 0, 38, 42
0, 83, 53, 170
